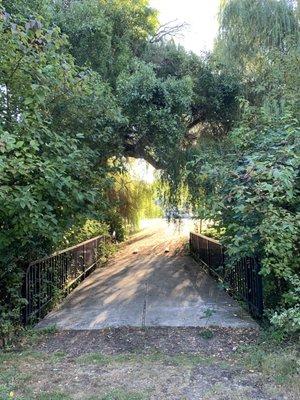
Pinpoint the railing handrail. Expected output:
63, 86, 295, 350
190, 231, 222, 245
190, 231, 260, 267
23, 234, 110, 324
29, 234, 109, 267
190, 231, 264, 318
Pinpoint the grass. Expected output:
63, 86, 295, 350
76, 350, 215, 367
89, 389, 148, 400
0, 355, 35, 399
0, 342, 67, 400
235, 329, 300, 388
2, 326, 58, 351
1, 326, 299, 400
0, 391, 72, 400
0, 346, 214, 400
35, 393, 71, 400
239, 345, 299, 383
0, 348, 65, 365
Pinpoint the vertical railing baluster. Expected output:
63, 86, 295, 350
83, 244, 86, 277
190, 231, 263, 318
22, 235, 109, 325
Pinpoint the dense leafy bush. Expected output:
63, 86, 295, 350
0, 8, 120, 339
61, 220, 110, 248
181, 0, 300, 333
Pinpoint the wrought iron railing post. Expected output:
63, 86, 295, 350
245, 257, 252, 305
190, 231, 264, 318
255, 259, 264, 317
220, 244, 225, 280
22, 235, 110, 325
83, 244, 86, 277
21, 270, 28, 324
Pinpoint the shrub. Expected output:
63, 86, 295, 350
61, 219, 110, 248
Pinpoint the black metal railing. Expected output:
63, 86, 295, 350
22, 235, 109, 324
190, 232, 263, 318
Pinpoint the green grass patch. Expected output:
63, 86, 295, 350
36, 393, 72, 400
199, 329, 214, 340
77, 350, 215, 367
90, 388, 148, 400
0, 387, 71, 400
241, 347, 299, 384
0, 347, 66, 400
0, 349, 44, 364
2, 326, 58, 351
235, 330, 300, 385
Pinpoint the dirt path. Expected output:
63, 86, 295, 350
37, 220, 256, 330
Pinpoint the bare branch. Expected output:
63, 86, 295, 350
150, 20, 189, 44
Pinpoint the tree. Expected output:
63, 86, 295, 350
54, 0, 239, 168
0, 9, 121, 336
215, 0, 299, 109
183, 0, 300, 333
55, 0, 159, 86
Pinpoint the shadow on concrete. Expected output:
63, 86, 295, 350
37, 222, 257, 330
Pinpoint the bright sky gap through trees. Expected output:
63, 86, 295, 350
150, 0, 220, 53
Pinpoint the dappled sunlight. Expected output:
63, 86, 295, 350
140, 217, 197, 238
90, 311, 108, 328
170, 280, 191, 294
38, 223, 256, 330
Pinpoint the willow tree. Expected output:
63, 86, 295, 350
184, 0, 300, 333
218, 0, 298, 55
107, 171, 162, 238
215, 0, 299, 109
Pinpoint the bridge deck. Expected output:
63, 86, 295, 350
37, 220, 257, 330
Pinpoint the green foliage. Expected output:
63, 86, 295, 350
181, 0, 300, 333
107, 170, 163, 237
2, 0, 54, 21
200, 227, 225, 241
270, 306, 300, 335
216, 0, 299, 111
117, 59, 193, 167
61, 220, 109, 248
218, 0, 299, 62
55, 0, 158, 85
0, 9, 120, 339
187, 111, 300, 332
47, 0, 237, 171
143, 41, 240, 135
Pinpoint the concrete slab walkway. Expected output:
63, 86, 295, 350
37, 220, 257, 330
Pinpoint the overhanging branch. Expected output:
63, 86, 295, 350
123, 142, 162, 170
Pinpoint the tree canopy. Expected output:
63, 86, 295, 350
0, 0, 299, 336
182, 0, 300, 333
